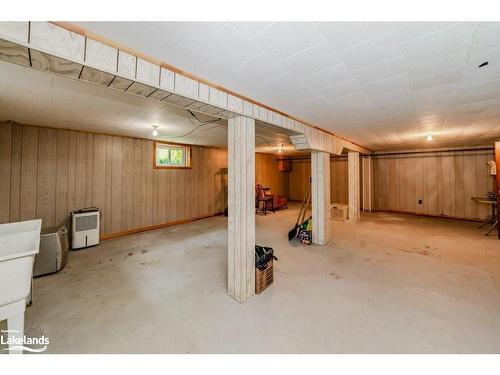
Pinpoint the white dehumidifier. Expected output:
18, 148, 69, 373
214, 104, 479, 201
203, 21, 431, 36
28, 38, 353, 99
71, 207, 100, 249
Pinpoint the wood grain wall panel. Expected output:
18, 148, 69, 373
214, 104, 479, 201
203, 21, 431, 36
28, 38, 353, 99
92, 134, 106, 234
0, 123, 286, 238
85, 133, 94, 207
133, 139, 143, 229
74, 132, 87, 210
121, 137, 134, 231
36, 128, 57, 227
255, 153, 287, 198
9, 124, 22, 222
289, 157, 348, 204
0, 123, 12, 223
55, 130, 69, 228
373, 150, 495, 220
111, 136, 122, 233
66, 131, 77, 218
19, 126, 38, 221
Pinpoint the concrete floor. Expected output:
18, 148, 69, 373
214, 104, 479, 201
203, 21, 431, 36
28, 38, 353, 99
2, 204, 500, 353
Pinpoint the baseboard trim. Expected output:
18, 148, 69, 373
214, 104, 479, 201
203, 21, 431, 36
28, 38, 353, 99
100, 212, 224, 241
372, 209, 485, 223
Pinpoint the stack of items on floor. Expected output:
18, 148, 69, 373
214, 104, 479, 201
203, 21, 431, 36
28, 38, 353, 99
255, 245, 277, 294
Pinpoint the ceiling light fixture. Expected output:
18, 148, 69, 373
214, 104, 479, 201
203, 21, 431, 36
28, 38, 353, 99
152, 125, 159, 137
278, 144, 283, 153
426, 134, 433, 141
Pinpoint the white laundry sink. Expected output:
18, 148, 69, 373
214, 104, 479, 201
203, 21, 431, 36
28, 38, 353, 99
0, 219, 41, 354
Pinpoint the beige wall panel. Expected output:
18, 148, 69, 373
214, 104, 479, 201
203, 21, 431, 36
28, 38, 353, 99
0, 123, 286, 240
121, 137, 134, 231
9, 124, 23, 222
0, 123, 12, 223
55, 130, 69, 228
36, 128, 57, 227
19, 126, 38, 221
373, 149, 495, 220
111, 136, 123, 233
92, 134, 107, 234
85, 133, 94, 207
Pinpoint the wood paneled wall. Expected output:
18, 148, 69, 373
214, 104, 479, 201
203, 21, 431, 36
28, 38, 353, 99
373, 149, 495, 220
0, 122, 228, 238
288, 149, 495, 221
289, 157, 348, 204
255, 153, 289, 198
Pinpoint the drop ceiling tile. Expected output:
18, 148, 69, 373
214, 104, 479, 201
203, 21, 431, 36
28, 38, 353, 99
364, 74, 411, 100
197, 24, 262, 68
229, 22, 272, 38
282, 42, 341, 75
193, 57, 242, 87
320, 79, 361, 99
234, 51, 283, 81
144, 21, 225, 50
462, 64, 500, 85
337, 30, 403, 70
406, 49, 468, 81
397, 22, 456, 41
474, 24, 500, 54
351, 55, 406, 85
401, 23, 477, 63
316, 22, 397, 51
410, 68, 463, 91
251, 22, 325, 60
303, 63, 354, 89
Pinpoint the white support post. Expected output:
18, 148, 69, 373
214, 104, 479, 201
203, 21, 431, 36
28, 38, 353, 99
311, 151, 332, 245
348, 151, 360, 222
228, 116, 255, 302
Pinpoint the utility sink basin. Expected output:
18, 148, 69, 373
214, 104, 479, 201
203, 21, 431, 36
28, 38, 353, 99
0, 219, 41, 354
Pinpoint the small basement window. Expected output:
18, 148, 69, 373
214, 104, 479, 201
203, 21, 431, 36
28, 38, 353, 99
154, 141, 191, 169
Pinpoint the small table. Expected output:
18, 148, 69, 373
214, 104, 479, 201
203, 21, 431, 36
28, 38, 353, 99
471, 197, 498, 236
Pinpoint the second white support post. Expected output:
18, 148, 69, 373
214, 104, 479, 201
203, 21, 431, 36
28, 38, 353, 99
228, 115, 255, 303
348, 151, 360, 222
311, 151, 332, 245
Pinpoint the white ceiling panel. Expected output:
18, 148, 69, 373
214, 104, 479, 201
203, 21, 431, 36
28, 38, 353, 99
19, 21, 500, 150
250, 22, 326, 60
282, 42, 341, 75
337, 30, 403, 70
197, 24, 262, 68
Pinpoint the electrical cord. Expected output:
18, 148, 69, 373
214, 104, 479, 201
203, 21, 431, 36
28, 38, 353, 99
165, 110, 223, 139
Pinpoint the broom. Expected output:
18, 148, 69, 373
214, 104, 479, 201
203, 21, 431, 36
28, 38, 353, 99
288, 183, 311, 241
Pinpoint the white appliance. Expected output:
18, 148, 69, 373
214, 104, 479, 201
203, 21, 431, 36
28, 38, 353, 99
71, 208, 100, 249
34, 226, 69, 276
0, 219, 42, 354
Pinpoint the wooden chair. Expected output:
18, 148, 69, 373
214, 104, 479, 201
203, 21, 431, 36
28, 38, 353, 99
255, 184, 275, 215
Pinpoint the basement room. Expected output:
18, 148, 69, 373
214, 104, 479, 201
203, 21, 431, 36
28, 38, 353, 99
0, 17, 499, 359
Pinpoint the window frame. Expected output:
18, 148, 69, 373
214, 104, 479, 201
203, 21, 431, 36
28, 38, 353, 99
153, 141, 192, 169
